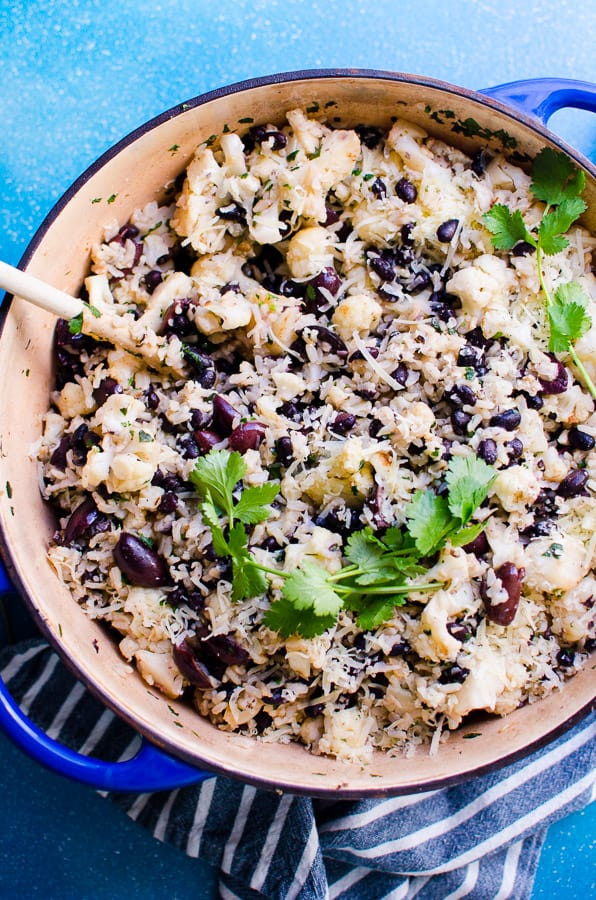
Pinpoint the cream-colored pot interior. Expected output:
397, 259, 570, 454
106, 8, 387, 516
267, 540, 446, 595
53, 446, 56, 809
0, 71, 594, 796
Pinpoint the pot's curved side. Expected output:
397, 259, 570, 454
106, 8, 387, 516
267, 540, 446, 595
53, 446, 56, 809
0, 71, 594, 797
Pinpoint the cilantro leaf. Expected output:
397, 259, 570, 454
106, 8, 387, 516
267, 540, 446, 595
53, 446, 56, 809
445, 455, 496, 526
348, 594, 406, 631
482, 205, 533, 251
281, 560, 344, 618
530, 148, 585, 205
538, 197, 587, 255
344, 528, 396, 584
263, 596, 336, 638
68, 313, 84, 335
406, 490, 453, 556
233, 481, 280, 524
200, 493, 229, 558
449, 520, 489, 548
190, 449, 246, 518
227, 522, 268, 601
548, 282, 592, 353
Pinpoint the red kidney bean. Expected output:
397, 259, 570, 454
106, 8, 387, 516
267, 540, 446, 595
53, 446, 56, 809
212, 394, 239, 436
481, 562, 524, 625
201, 634, 250, 666
173, 640, 214, 689
229, 421, 266, 452
539, 356, 568, 394
557, 469, 589, 498
463, 530, 489, 556
63, 497, 100, 546
396, 177, 417, 203
113, 533, 170, 587
436, 219, 459, 242
194, 429, 222, 455
93, 377, 122, 406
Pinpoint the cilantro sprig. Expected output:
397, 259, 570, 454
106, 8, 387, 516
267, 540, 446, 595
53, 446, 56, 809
482, 148, 594, 399
190, 449, 495, 638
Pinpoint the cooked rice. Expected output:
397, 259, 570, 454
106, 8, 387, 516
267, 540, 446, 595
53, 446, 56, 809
36, 109, 596, 763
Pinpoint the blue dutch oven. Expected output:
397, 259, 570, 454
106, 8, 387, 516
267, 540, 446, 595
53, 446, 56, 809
0, 72, 594, 796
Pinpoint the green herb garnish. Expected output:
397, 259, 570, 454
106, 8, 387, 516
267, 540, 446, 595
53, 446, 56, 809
483, 148, 594, 398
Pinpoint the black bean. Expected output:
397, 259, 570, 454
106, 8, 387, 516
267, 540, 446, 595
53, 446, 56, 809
278, 399, 304, 422
396, 178, 417, 203
368, 418, 383, 438
321, 205, 340, 226
355, 124, 384, 148
404, 270, 432, 294
557, 469, 589, 498
366, 483, 389, 530
168, 586, 205, 612
305, 267, 341, 313
173, 640, 214, 689
368, 252, 396, 282
212, 394, 239, 436
390, 362, 408, 386
463, 530, 489, 556
436, 219, 459, 242
556, 648, 575, 668
144, 387, 160, 410
266, 686, 285, 706
583, 638, 596, 653
93, 377, 122, 406
477, 438, 497, 465
471, 149, 490, 176
511, 241, 536, 257
452, 410, 471, 436
489, 409, 521, 431
400, 222, 415, 245
446, 620, 474, 642
70, 425, 100, 465
193, 429, 221, 455
158, 491, 178, 514
178, 434, 200, 459
229, 421, 266, 452
182, 347, 217, 388
439, 665, 469, 684
331, 412, 356, 435
481, 562, 524, 626
249, 125, 287, 150
371, 177, 387, 199
304, 325, 348, 358
539, 357, 568, 395
388, 640, 410, 656
261, 536, 281, 553
515, 389, 543, 410
275, 435, 294, 467
216, 202, 246, 223
201, 633, 250, 667
506, 438, 524, 460
444, 384, 476, 408
521, 518, 553, 540
113, 533, 170, 587
110, 223, 140, 244
159, 298, 194, 338
142, 269, 163, 294
568, 427, 595, 452
350, 346, 380, 362
314, 505, 359, 539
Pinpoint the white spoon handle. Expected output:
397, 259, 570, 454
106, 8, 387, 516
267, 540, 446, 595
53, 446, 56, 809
0, 260, 83, 320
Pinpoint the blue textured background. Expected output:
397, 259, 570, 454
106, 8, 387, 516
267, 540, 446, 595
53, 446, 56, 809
0, 0, 594, 896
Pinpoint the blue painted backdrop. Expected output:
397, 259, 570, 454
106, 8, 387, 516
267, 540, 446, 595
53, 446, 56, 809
0, 0, 594, 896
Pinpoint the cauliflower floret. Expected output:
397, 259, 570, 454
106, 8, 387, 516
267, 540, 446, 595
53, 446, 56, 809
414, 585, 476, 662
94, 394, 146, 435
284, 633, 332, 679
523, 534, 588, 593
318, 707, 375, 762
446, 254, 515, 315
107, 452, 154, 493
286, 226, 335, 278
549, 574, 596, 642
285, 108, 325, 156
170, 148, 226, 254
492, 466, 540, 513
135, 650, 184, 699
271, 371, 306, 401
449, 649, 507, 718
203, 292, 253, 331
54, 382, 96, 418
332, 292, 382, 340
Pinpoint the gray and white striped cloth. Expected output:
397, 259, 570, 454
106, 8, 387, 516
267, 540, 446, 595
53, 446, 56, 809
2, 638, 594, 899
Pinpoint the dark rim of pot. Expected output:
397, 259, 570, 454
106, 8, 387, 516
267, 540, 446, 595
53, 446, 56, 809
0, 68, 594, 797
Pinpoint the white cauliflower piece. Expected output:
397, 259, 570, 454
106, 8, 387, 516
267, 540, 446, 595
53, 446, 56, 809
446, 254, 515, 315
332, 292, 382, 340
286, 226, 335, 278
318, 707, 375, 762
135, 650, 184, 699
54, 382, 96, 418
523, 535, 588, 593
549, 575, 596, 643
492, 466, 540, 512
107, 452, 154, 493
271, 371, 306, 402
170, 148, 226, 254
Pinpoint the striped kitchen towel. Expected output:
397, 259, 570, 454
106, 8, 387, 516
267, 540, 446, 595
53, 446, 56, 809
2, 638, 594, 900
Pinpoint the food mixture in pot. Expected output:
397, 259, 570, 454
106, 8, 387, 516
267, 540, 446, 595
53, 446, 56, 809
36, 108, 596, 762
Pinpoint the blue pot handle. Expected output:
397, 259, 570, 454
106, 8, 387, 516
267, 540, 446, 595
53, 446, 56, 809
0, 571, 211, 789
481, 77, 596, 125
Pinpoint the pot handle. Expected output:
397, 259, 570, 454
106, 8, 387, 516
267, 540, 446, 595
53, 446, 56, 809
0, 673, 211, 790
0, 563, 212, 790
481, 77, 596, 125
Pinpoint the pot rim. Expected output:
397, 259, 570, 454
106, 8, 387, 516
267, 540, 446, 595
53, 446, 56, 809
1, 67, 595, 795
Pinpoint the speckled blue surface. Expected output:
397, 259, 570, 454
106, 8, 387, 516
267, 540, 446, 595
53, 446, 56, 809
0, 0, 594, 896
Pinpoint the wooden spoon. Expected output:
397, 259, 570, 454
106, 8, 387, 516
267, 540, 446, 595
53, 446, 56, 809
0, 260, 186, 377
